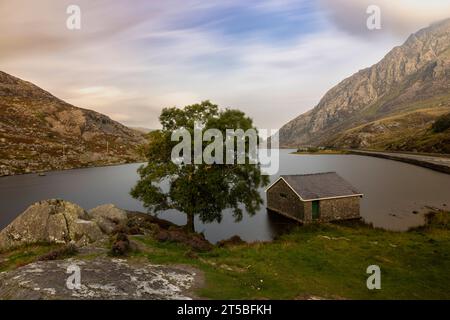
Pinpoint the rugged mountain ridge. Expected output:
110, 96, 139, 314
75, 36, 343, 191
278, 18, 450, 150
0, 71, 146, 176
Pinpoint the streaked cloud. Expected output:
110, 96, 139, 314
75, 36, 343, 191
320, 0, 450, 38
0, 0, 447, 130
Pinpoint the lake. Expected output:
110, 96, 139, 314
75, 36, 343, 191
1, 149, 449, 243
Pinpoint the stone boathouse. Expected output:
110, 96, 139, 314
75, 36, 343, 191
266, 172, 363, 224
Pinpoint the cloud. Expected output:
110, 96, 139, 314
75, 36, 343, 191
319, 0, 450, 38
0, 0, 447, 130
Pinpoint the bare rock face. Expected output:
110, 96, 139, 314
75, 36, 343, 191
278, 18, 450, 148
0, 200, 106, 251
88, 204, 128, 235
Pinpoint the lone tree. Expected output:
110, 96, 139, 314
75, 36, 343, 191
131, 101, 269, 232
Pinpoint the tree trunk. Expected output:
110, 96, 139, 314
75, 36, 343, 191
186, 212, 195, 233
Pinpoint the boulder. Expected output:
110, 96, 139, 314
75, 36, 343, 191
154, 228, 213, 252
88, 204, 128, 235
217, 235, 246, 247
0, 199, 106, 251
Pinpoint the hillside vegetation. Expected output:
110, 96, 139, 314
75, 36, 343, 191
278, 19, 450, 153
0, 71, 146, 176
331, 104, 450, 153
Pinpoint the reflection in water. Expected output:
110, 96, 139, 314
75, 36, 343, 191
1, 149, 450, 242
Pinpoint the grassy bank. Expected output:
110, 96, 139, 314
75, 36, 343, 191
131, 211, 450, 299
1, 212, 449, 299
0, 243, 63, 272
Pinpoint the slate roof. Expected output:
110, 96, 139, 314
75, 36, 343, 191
267, 172, 363, 201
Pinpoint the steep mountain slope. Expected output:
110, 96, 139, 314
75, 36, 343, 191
331, 106, 450, 153
278, 18, 450, 150
0, 71, 146, 176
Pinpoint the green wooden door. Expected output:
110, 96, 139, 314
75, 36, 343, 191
312, 200, 320, 220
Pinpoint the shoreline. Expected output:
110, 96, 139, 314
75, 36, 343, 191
347, 150, 450, 175
291, 150, 349, 155
4, 148, 450, 177
0, 160, 146, 178
1, 209, 449, 299
290, 149, 450, 175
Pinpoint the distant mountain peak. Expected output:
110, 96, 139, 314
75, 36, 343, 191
278, 19, 450, 150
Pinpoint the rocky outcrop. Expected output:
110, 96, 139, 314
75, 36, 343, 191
0, 201, 210, 300
0, 258, 200, 300
88, 204, 128, 235
126, 212, 213, 252
0, 200, 215, 253
278, 18, 450, 149
0, 200, 107, 251
0, 71, 146, 176
154, 228, 213, 252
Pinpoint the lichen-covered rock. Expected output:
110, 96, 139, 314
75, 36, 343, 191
0, 199, 106, 251
0, 258, 199, 300
88, 204, 128, 235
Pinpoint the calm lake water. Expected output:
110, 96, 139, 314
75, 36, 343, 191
1, 149, 450, 243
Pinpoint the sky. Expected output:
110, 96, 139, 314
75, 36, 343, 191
1, 0, 449, 131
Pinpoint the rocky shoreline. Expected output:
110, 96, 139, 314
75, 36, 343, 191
0, 159, 145, 178
0, 199, 219, 299
1, 200, 449, 299
0, 156, 147, 177
0, 200, 215, 253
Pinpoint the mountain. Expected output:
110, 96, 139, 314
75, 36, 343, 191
278, 18, 450, 152
0, 71, 146, 176
129, 127, 154, 134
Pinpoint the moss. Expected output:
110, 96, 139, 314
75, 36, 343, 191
0, 243, 63, 272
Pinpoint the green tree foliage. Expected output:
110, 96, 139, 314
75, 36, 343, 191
131, 101, 269, 232
432, 112, 450, 133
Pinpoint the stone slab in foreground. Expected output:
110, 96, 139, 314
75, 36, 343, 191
0, 257, 199, 300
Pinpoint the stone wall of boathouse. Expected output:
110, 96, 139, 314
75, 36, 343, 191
304, 196, 361, 223
266, 180, 305, 222
267, 180, 361, 224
